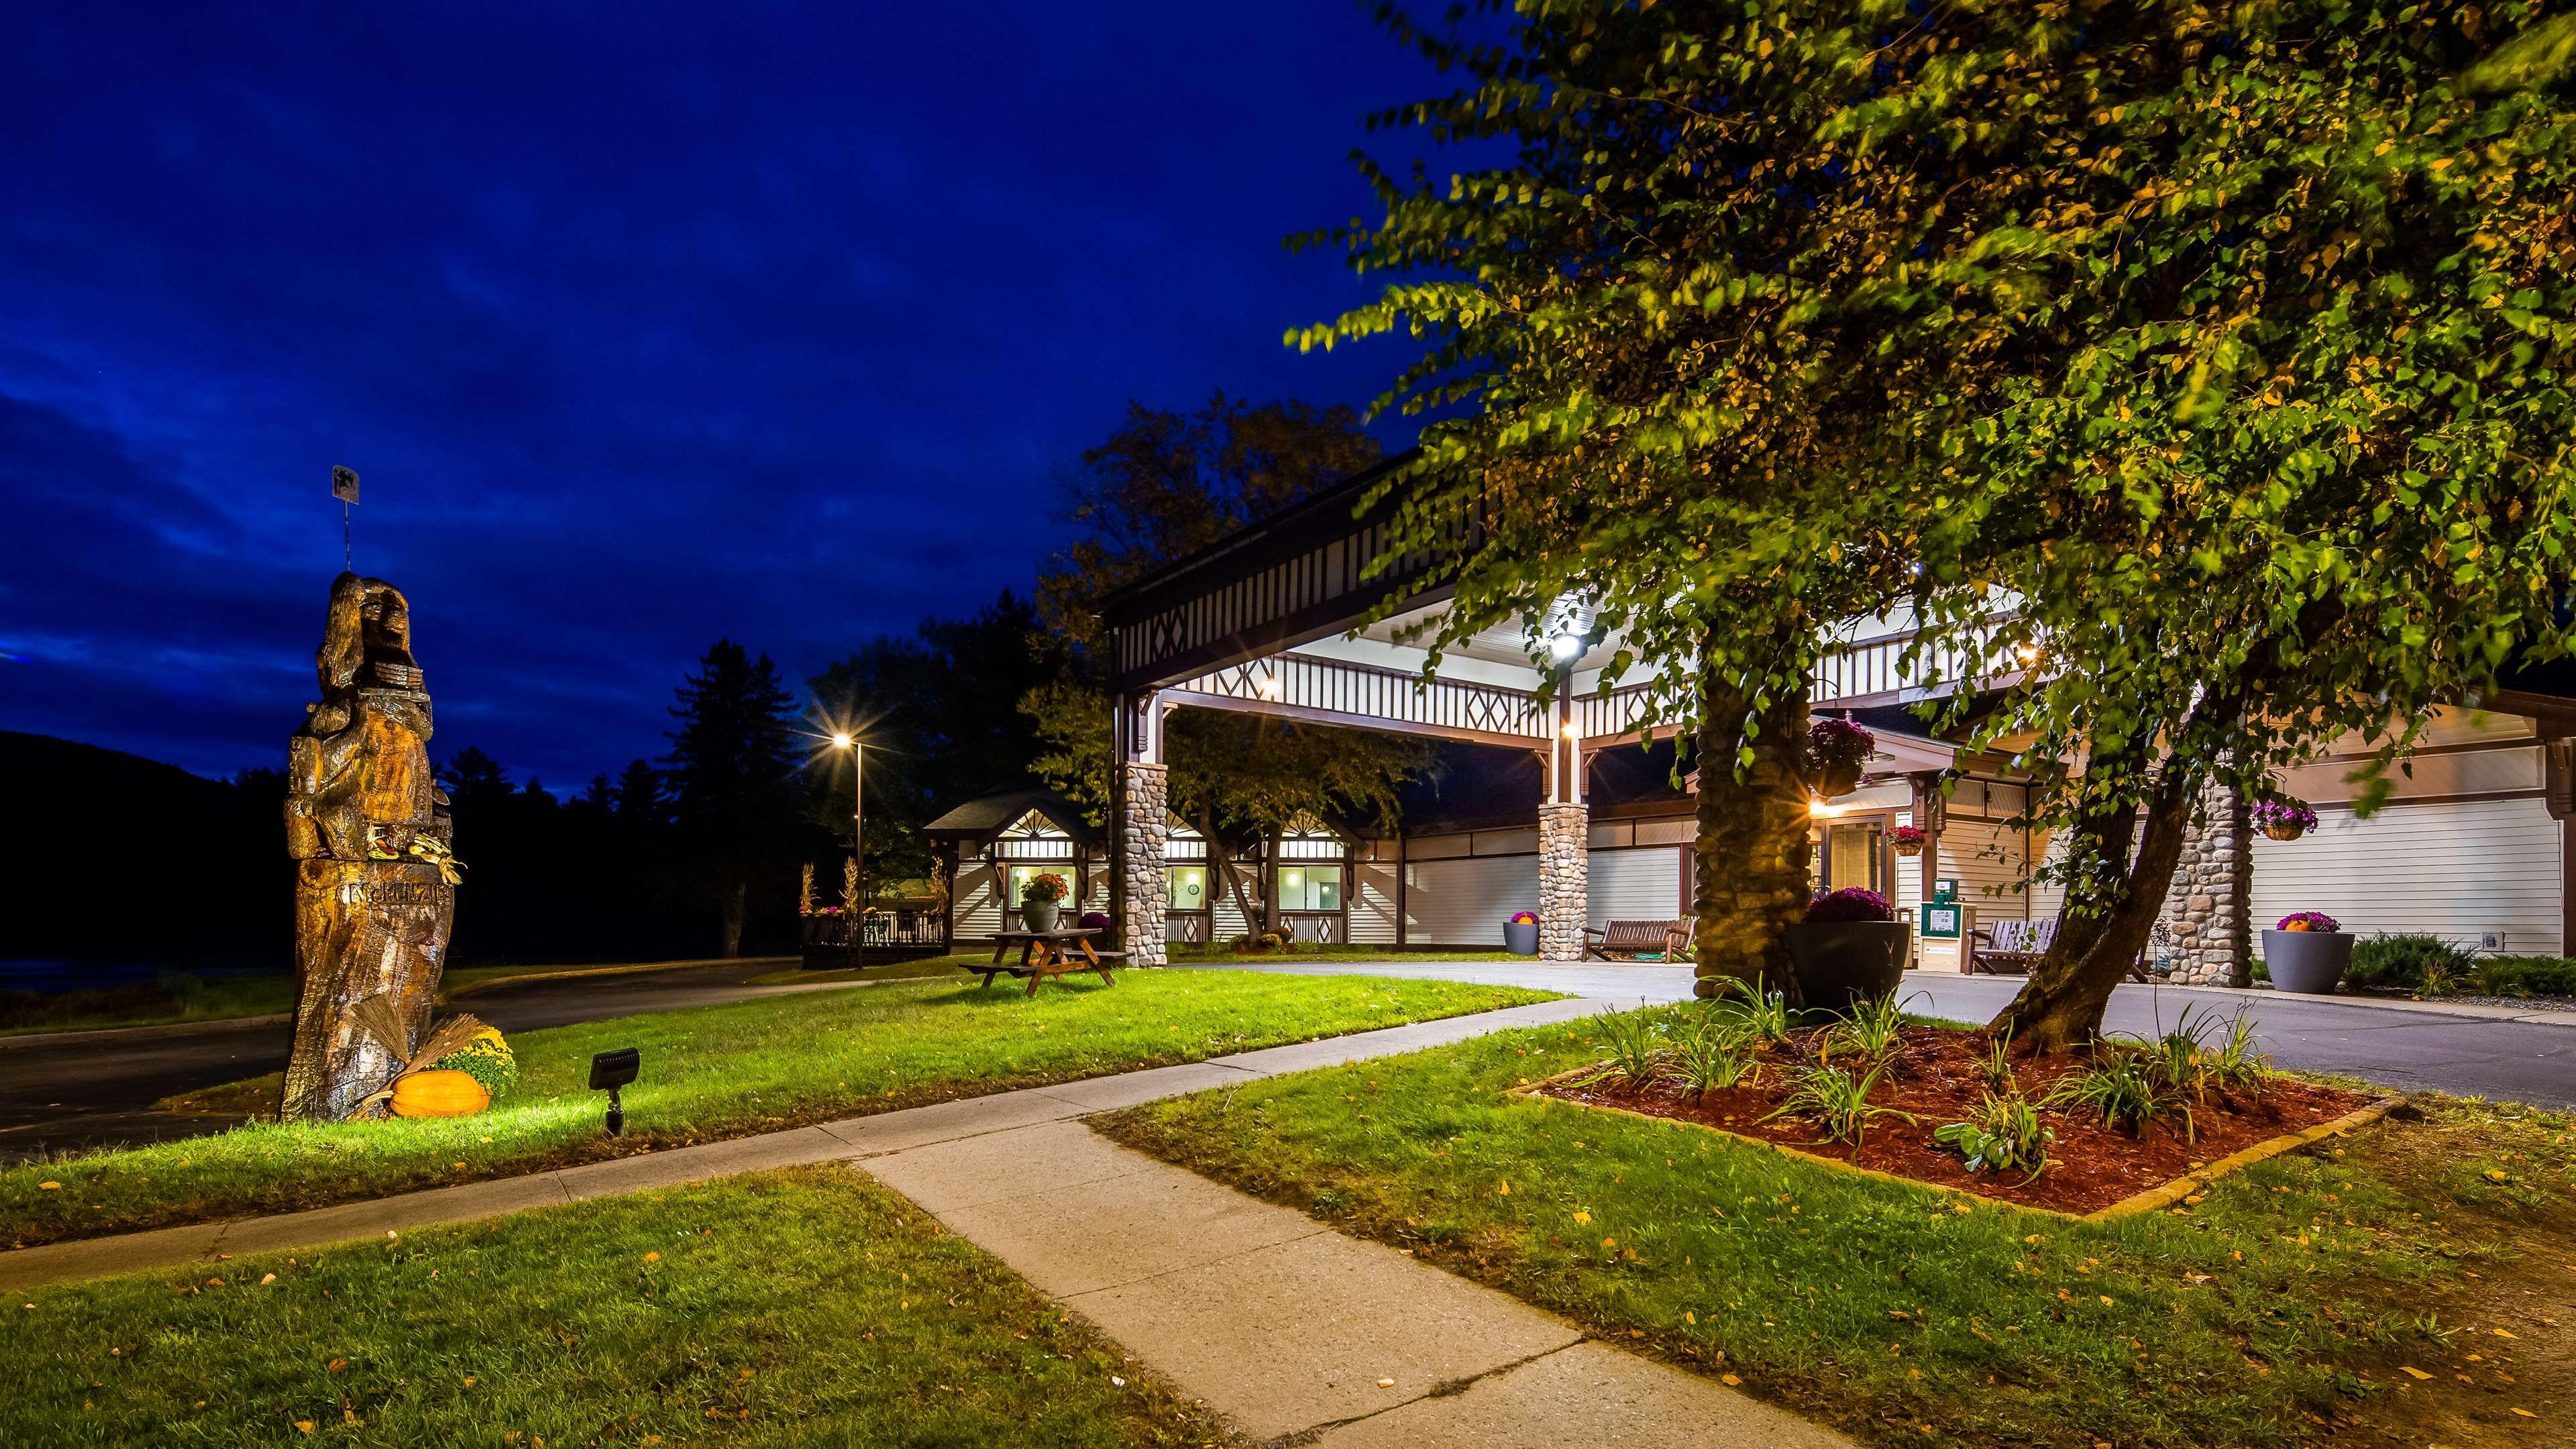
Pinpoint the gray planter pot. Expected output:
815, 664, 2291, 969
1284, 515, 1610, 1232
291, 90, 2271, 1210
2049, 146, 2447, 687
2261, 929, 2353, 994
1784, 920, 1911, 1010
1022, 900, 1060, 934
1503, 920, 1541, 957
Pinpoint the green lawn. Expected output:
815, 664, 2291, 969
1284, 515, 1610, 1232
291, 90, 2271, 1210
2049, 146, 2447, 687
2, 1166, 1227, 1448
0, 957, 794, 1038
4, 970, 1551, 1248
1096, 1008, 2576, 1449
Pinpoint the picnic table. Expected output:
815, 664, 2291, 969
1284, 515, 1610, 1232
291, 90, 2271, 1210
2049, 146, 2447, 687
969, 928, 1123, 996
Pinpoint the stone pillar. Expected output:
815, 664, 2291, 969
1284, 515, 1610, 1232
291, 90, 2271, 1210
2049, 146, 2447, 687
1119, 761, 1170, 968
1539, 801, 1589, 961
2157, 779, 2252, 986
1110, 690, 1170, 968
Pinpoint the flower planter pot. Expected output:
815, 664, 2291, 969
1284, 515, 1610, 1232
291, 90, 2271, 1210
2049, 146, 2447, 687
1784, 920, 1911, 1009
1894, 841, 1923, 858
1022, 900, 1060, 934
2263, 822, 2308, 842
1503, 920, 1541, 957
2261, 928, 2353, 994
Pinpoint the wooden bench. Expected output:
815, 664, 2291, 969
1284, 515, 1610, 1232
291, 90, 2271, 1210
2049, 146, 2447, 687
1585, 918, 1690, 961
1970, 916, 2055, 975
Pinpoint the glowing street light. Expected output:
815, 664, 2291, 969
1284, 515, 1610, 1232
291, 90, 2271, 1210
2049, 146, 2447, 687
830, 732, 865, 911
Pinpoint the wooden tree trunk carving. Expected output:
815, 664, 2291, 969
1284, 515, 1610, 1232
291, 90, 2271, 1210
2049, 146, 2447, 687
281, 572, 460, 1122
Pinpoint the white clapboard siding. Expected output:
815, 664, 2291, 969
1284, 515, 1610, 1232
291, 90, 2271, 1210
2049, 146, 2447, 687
1942, 818, 2032, 921
955, 863, 1004, 939
2251, 796, 2562, 955
1405, 855, 1540, 946
1212, 867, 1258, 941
2277, 743, 2541, 806
1588, 847, 1684, 929
1351, 861, 1401, 945
2024, 830, 2070, 922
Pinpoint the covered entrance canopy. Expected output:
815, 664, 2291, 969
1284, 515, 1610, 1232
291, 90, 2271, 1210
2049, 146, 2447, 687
1096, 458, 1963, 963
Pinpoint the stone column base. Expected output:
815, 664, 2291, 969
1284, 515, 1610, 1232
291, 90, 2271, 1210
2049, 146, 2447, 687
1119, 761, 1171, 968
1539, 802, 1589, 962
2156, 777, 2252, 987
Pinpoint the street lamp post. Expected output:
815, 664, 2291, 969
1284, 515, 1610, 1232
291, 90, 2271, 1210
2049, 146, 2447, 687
830, 733, 863, 918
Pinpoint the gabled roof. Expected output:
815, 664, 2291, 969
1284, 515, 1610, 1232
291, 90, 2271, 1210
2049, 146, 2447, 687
923, 789, 1099, 846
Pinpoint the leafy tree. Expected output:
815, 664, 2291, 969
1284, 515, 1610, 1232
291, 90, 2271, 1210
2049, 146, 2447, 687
663, 639, 807, 956
1881, 1, 2576, 1047
1306, 0, 2576, 1037
1038, 392, 1385, 648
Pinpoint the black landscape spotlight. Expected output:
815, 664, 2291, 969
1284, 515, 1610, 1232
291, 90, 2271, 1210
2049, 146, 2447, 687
589, 1047, 641, 1136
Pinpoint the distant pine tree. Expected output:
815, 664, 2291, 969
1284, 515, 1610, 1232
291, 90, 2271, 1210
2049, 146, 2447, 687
663, 640, 804, 955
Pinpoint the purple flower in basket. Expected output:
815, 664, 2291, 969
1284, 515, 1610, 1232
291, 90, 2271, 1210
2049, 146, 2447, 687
1509, 910, 1540, 925
1805, 887, 1893, 924
2253, 800, 2319, 833
1077, 911, 1112, 932
1807, 718, 1876, 771
2275, 910, 2340, 934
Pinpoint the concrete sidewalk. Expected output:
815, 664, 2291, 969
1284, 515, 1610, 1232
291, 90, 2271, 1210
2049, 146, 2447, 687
867, 1116, 1843, 1447
0, 996, 1605, 1295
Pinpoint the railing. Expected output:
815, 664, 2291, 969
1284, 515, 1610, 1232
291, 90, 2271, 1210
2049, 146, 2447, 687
1279, 911, 1346, 945
1173, 655, 1549, 743
1166, 911, 1212, 945
802, 906, 948, 953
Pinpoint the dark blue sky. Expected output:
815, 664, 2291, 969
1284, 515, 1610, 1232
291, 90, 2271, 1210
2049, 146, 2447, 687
1, 2, 1449, 787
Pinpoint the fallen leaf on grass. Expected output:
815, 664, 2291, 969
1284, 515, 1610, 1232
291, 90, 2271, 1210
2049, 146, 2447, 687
1721, 1374, 1743, 1387
2398, 1366, 2432, 1380
38, 1182, 60, 1191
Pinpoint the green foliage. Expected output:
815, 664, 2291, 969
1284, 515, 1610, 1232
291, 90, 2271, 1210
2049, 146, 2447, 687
1661, 1018, 1762, 1099
2208, 1006, 2275, 1098
1821, 990, 1909, 1065
2347, 933, 2479, 991
1762, 1062, 1916, 1148
427, 1029, 518, 1102
2045, 1057, 2196, 1144
1978, 1026, 2019, 1094
2472, 954, 2576, 996
1577, 1008, 1670, 1091
1705, 976, 1794, 1049
1934, 1093, 2055, 1182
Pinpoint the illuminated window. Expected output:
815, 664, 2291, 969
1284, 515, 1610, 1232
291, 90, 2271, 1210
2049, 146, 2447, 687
1167, 865, 1207, 910
1277, 865, 1342, 911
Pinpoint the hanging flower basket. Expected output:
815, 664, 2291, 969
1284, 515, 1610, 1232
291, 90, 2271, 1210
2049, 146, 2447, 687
2253, 799, 2318, 843
1891, 825, 1927, 858
1807, 718, 1875, 799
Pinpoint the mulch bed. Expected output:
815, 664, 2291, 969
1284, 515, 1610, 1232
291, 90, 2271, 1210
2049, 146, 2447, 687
1536, 1024, 2377, 1215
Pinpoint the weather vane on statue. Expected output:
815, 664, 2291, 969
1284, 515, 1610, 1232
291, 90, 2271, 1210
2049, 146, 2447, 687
331, 464, 360, 571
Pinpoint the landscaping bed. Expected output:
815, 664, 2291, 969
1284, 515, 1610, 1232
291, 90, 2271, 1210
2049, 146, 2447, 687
0, 970, 1552, 1248
2, 1166, 1226, 1448
1535, 1021, 2378, 1215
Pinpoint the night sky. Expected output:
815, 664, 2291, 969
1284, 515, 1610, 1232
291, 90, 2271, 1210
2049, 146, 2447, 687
1, 3, 1448, 787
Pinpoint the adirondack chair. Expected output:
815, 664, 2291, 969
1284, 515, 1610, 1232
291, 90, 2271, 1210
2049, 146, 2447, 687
1970, 916, 2056, 975
1584, 919, 1691, 961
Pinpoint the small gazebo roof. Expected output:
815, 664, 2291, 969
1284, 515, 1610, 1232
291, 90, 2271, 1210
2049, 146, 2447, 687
923, 788, 1099, 847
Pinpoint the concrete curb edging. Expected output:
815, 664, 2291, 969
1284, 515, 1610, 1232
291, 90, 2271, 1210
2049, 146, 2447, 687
1507, 1061, 2402, 1222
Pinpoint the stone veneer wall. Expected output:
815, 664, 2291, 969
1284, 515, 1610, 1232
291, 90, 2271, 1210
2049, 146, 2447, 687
1538, 802, 1589, 962
2157, 778, 2252, 985
1118, 761, 1170, 969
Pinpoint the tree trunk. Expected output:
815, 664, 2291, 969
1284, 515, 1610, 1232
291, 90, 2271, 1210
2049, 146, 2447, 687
1263, 829, 1283, 934
1200, 806, 1262, 939
1690, 649, 1813, 1004
720, 875, 747, 958
1996, 767, 2190, 1053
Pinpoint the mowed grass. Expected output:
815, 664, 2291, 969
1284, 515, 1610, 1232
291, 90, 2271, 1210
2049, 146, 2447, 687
1096, 1009, 2576, 1449
1, 1166, 1228, 1448
1, 970, 1550, 1248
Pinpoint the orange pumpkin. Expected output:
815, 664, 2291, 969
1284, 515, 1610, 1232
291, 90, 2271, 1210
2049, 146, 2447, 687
390, 1068, 491, 1118
2281, 920, 2312, 932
